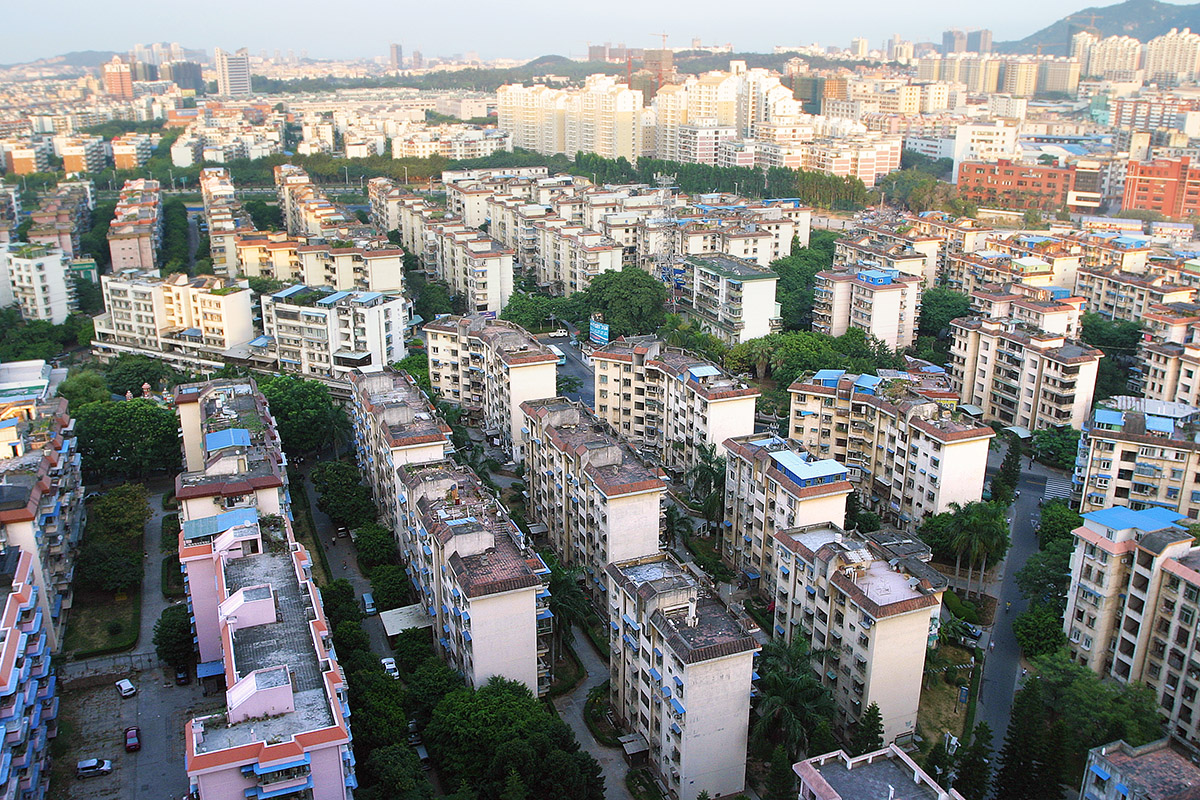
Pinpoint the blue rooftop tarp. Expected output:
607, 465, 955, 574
197, 660, 225, 678
1082, 505, 1186, 533
1145, 415, 1174, 434
182, 507, 259, 541
686, 365, 722, 380
1093, 408, 1124, 427
812, 369, 845, 386
205, 428, 251, 452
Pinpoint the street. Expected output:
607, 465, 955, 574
541, 326, 595, 407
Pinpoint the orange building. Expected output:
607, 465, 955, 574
102, 56, 133, 100
957, 158, 1077, 211
1122, 156, 1200, 220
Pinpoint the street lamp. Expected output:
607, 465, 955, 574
403, 166, 409, 186
343, 166, 349, 186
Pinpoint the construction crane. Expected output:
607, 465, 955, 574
651, 33, 669, 51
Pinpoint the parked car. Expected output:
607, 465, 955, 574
175, 666, 191, 685
548, 329, 568, 338
381, 658, 399, 680
337, 527, 350, 538
76, 759, 113, 778
361, 593, 376, 615
124, 726, 141, 752
414, 744, 431, 770
964, 623, 983, 640
115, 679, 136, 697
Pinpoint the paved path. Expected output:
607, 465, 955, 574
554, 627, 634, 800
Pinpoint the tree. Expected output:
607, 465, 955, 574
311, 462, 378, 528
685, 442, 726, 528
1037, 500, 1083, 549
407, 656, 466, 727
996, 681, 1048, 800
75, 540, 141, 593
72, 276, 104, 314
918, 288, 971, 339
320, 578, 363, 626
923, 738, 955, 787
1016, 538, 1073, 612
661, 504, 692, 550
546, 558, 589, 664
103, 353, 181, 397
75, 399, 181, 478
848, 702, 884, 756
1080, 313, 1141, 400
577, 266, 668, 337
369, 564, 410, 610
499, 769, 528, 800
855, 511, 881, 533
1031, 426, 1081, 471
954, 723, 994, 800
153, 605, 194, 668
88, 483, 152, 542
752, 636, 835, 758
415, 281, 454, 322
1013, 605, 1068, 658
357, 744, 433, 800
354, 522, 397, 568
556, 374, 583, 396
56, 370, 110, 409
258, 375, 347, 455
764, 745, 795, 800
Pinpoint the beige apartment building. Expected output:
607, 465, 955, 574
590, 336, 758, 473
1063, 503, 1200, 742
812, 267, 922, 351
348, 368, 453, 532
1075, 398, 1200, 520
398, 460, 553, 696
497, 75, 645, 162
107, 179, 161, 269
422, 220, 514, 315
772, 524, 945, 745
520, 399, 666, 599
92, 271, 255, 371
787, 369, 994, 529
722, 435, 851, 586
425, 315, 556, 460
834, 233, 936, 285
942, 251, 1056, 295
607, 553, 758, 800
680, 254, 781, 345
1074, 267, 1196, 323
903, 211, 993, 271
949, 316, 1103, 431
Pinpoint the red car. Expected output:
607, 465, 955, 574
124, 726, 140, 752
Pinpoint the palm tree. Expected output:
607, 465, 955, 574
662, 504, 693, 551
546, 560, 590, 664
746, 338, 774, 380
686, 442, 726, 531
752, 636, 835, 758
923, 646, 950, 688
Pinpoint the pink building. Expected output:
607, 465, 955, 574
107, 179, 162, 269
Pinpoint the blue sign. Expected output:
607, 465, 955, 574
958, 685, 969, 703
589, 319, 610, 346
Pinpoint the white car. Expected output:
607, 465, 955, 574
115, 678, 136, 697
76, 759, 113, 778
381, 657, 400, 680
548, 329, 569, 338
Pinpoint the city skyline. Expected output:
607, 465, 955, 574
6, 0, 1129, 65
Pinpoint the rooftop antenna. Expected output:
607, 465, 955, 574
652, 172, 680, 312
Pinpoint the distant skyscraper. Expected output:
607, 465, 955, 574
850, 37, 869, 58
967, 29, 993, 53
214, 47, 251, 96
131, 61, 157, 82
161, 61, 204, 93
390, 43, 403, 69
102, 56, 133, 100
411, 50, 424, 69
942, 29, 967, 55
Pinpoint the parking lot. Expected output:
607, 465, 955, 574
50, 663, 216, 800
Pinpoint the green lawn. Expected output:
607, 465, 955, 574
62, 590, 140, 657
161, 513, 180, 553
162, 556, 185, 598
290, 482, 331, 585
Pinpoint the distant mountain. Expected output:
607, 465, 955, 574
0, 50, 118, 70
996, 0, 1200, 55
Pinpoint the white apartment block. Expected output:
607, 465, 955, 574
1145, 28, 1200, 84
680, 254, 781, 345
349, 368, 453, 533
497, 76, 645, 162
796, 746, 964, 800
591, 336, 758, 473
841, 227, 941, 286
425, 314, 556, 460
772, 525, 945, 744
398, 460, 553, 696
530, 220, 623, 295
0, 242, 80, 324
107, 179, 162, 270
1073, 268, 1195, 323
92, 271, 255, 372
606, 554, 758, 800
391, 126, 512, 160
949, 315, 1103, 431
903, 212, 994, 270
1075, 398, 1200, 520
275, 165, 350, 237
259, 285, 407, 382
788, 369, 995, 530
967, 284, 1085, 338
721, 434, 850, 585
1063, 503, 1200, 742
942, 252, 1055, 295
232, 232, 408, 295
520, 399, 666, 599
422, 220, 514, 315
812, 268, 922, 351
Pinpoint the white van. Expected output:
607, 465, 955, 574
115, 679, 136, 698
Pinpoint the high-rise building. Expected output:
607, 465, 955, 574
0, 243, 82, 324
849, 38, 869, 59
102, 55, 133, 100
161, 61, 204, 93
214, 47, 252, 96
1145, 28, 1200, 84
411, 50, 424, 69
966, 29, 993, 53
942, 30, 967, 55
389, 43, 403, 70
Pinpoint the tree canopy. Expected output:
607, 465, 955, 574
104, 353, 182, 397
311, 461, 377, 529
56, 370, 111, 409
75, 399, 180, 478
257, 375, 347, 454
771, 230, 837, 330
153, 604, 194, 668
577, 266, 668, 337
1031, 426, 1081, 472
1080, 313, 1141, 400
725, 327, 902, 388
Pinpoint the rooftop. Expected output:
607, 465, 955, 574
799, 746, 956, 800
1093, 737, 1200, 800
684, 253, 777, 281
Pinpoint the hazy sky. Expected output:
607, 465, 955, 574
8, 0, 1118, 64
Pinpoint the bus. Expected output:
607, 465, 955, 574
548, 344, 566, 365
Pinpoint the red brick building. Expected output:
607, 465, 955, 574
956, 159, 1101, 212
1122, 157, 1200, 220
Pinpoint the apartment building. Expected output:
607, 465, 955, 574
813, 268, 922, 350
111, 133, 152, 169
213, 47, 252, 96
0, 243, 80, 324
176, 378, 356, 800
107, 179, 162, 270
983, 233, 1083, 289
787, 368, 994, 529
275, 165, 351, 237
949, 316, 1103, 431
957, 158, 1102, 213
397, 460, 553, 696
521, 399, 666, 598
531, 221, 623, 295
26, 182, 93, 259
722, 435, 850, 585
1138, 313, 1200, 405
796, 746, 964, 800
0, 367, 83, 652
59, 137, 106, 175
92, 271, 255, 372
1080, 736, 1200, 800
1075, 398, 1200, 519
421, 220, 514, 315
0, 141, 46, 176
497, 76, 645, 162
259, 285, 407, 382
590, 337, 758, 473
904, 211, 993, 271
0, 548, 60, 800
773, 524, 945, 744
1061, 503, 1200, 744
606, 553, 759, 800
942, 251, 1055, 295
425, 315, 556, 460
238, 237, 407, 295
842, 226, 941, 285
349, 368, 453, 532
679, 254, 780, 345
1123, 157, 1200, 220
1073, 267, 1196, 323
391, 126, 512, 160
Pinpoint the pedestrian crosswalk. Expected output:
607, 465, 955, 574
1041, 476, 1074, 501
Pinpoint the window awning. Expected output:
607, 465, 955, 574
197, 660, 225, 678
1089, 764, 1111, 781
